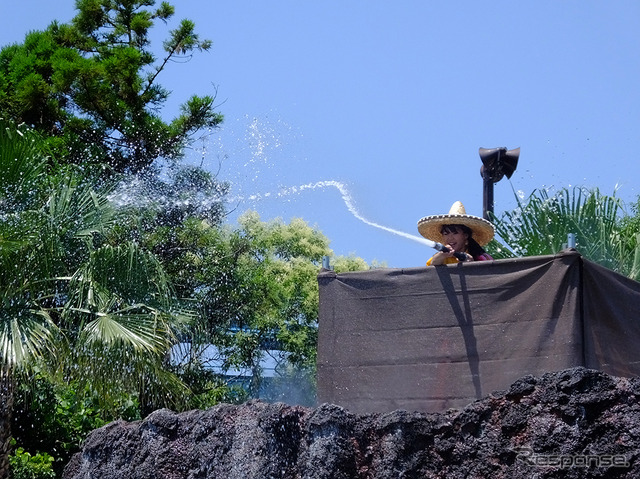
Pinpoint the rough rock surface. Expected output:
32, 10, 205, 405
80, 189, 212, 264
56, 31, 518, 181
63, 367, 640, 478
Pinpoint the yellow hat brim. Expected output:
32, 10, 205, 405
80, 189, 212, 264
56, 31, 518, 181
417, 213, 495, 246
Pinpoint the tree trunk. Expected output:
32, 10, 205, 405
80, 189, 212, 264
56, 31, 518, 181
0, 372, 14, 479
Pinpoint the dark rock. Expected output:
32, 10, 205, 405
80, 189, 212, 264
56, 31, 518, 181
63, 367, 640, 478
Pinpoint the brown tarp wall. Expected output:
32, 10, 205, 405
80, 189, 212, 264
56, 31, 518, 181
317, 250, 640, 414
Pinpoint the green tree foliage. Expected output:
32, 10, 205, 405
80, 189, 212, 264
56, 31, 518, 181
489, 186, 640, 280
0, 123, 62, 377
0, 119, 193, 475
0, 121, 186, 400
0, 0, 223, 174
0, 2, 376, 469
112, 201, 369, 405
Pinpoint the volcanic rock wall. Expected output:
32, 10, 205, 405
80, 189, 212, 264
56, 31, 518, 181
63, 367, 640, 479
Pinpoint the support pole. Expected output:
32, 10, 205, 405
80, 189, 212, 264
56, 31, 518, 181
482, 172, 494, 221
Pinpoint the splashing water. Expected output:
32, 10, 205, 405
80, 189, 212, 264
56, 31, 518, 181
242, 180, 432, 247
186, 117, 433, 249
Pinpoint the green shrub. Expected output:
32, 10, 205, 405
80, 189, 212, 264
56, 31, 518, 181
12, 374, 142, 477
9, 443, 56, 479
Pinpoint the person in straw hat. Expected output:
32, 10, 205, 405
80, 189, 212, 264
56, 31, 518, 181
417, 201, 494, 266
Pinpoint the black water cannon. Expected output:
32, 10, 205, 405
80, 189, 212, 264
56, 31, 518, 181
479, 147, 520, 220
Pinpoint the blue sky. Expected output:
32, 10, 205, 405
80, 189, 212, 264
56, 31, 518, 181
2, 1, 640, 267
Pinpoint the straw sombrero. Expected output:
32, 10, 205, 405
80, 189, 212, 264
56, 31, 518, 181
417, 201, 495, 246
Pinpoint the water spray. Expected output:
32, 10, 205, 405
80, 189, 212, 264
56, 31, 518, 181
240, 180, 466, 258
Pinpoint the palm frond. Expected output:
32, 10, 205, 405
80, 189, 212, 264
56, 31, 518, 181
45, 178, 117, 238
494, 186, 637, 277
0, 120, 49, 211
0, 293, 59, 372
81, 306, 170, 353
64, 242, 178, 352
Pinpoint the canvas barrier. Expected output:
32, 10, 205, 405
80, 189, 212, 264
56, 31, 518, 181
317, 250, 640, 414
